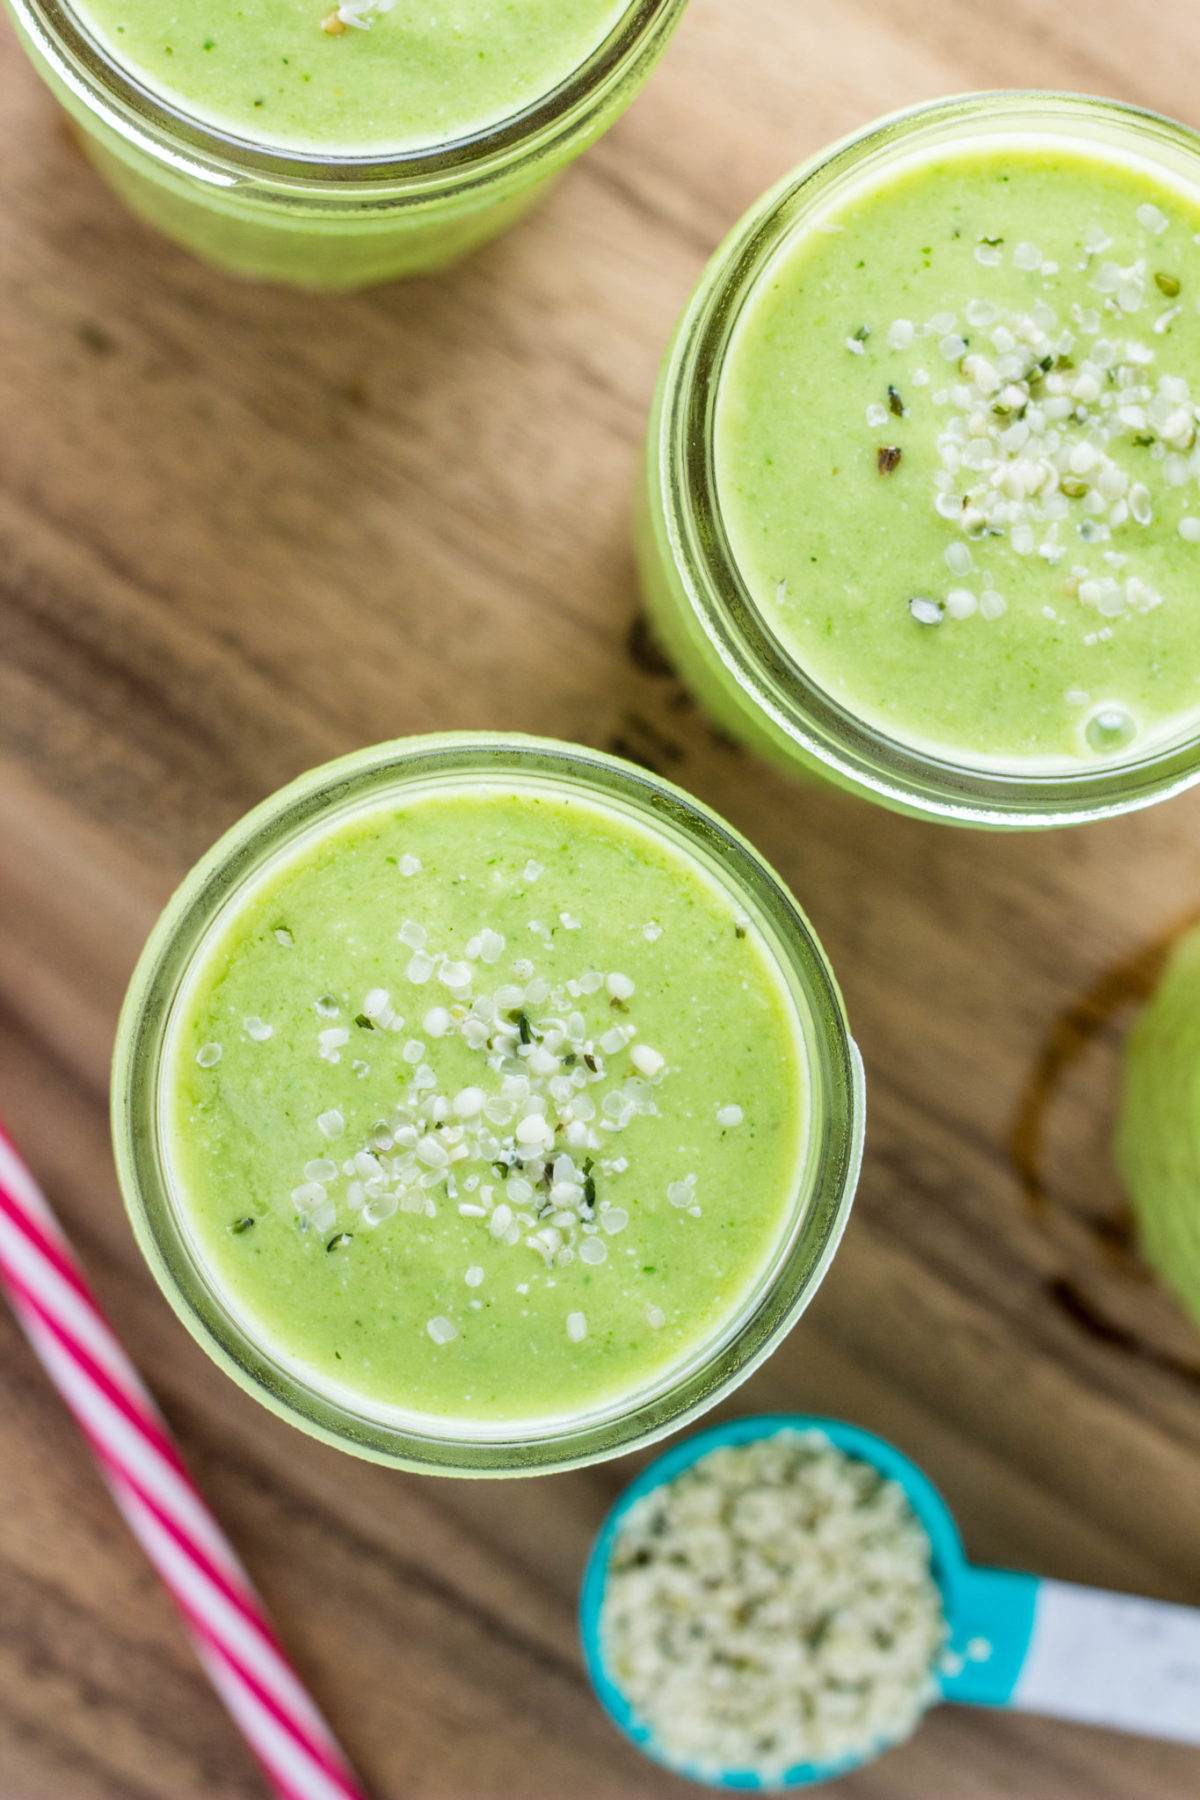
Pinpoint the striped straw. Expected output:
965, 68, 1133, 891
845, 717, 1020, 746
0, 1117, 371, 1800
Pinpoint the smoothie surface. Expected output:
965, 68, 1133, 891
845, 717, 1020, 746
715, 137, 1200, 769
69, 0, 629, 154
167, 782, 810, 1426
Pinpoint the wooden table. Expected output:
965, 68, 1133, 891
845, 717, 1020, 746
4, 2, 1200, 1794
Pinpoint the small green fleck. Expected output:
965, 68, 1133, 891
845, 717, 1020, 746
327, 1232, 353, 1252
510, 1010, 533, 1045
1155, 271, 1181, 297
231, 1216, 256, 1235
354, 1014, 375, 1030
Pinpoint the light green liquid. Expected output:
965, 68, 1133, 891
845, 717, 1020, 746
167, 784, 809, 1426
69, 0, 628, 154
715, 141, 1200, 768
1117, 922, 1200, 1326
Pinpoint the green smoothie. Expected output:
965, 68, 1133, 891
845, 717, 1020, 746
715, 140, 1200, 770
1117, 923, 1200, 1326
165, 781, 810, 1427
7, 0, 684, 284
66, 0, 626, 155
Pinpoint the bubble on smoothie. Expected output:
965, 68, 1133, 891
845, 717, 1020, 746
1085, 704, 1139, 754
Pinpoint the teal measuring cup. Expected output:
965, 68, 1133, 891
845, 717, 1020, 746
579, 1414, 1200, 1789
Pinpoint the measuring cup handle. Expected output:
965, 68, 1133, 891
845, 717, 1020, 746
940, 1565, 1040, 1707
947, 1570, 1200, 1745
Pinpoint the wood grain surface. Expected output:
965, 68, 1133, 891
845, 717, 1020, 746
4, 2, 1200, 1795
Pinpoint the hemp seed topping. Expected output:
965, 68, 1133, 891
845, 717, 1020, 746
204, 908, 746, 1353
849, 201, 1200, 647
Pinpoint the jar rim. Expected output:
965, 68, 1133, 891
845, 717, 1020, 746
655, 90, 1200, 828
13, 0, 685, 190
111, 733, 865, 1476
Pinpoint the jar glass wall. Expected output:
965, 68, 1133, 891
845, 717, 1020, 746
112, 734, 864, 1477
640, 93, 1200, 829
4, 0, 687, 287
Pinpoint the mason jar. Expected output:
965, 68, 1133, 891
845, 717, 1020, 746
4, 0, 688, 287
112, 734, 865, 1476
639, 92, 1200, 828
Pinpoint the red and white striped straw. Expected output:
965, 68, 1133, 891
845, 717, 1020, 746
0, 1117, 371, 1800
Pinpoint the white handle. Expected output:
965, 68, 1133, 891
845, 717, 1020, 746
1011, 1578, 1200, 1744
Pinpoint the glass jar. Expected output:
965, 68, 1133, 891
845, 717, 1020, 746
4, 0, 687, 288
639, 92, 1200, 829
112, 734, 865, 1477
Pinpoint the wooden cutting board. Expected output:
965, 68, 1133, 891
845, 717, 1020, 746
3, 1, 1200, 1794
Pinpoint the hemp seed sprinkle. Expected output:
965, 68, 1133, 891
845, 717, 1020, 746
276, 919, 721, 1341
599, 1430, 946, 1783
330, 0, 397, 30
872, 247, 1200, 638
